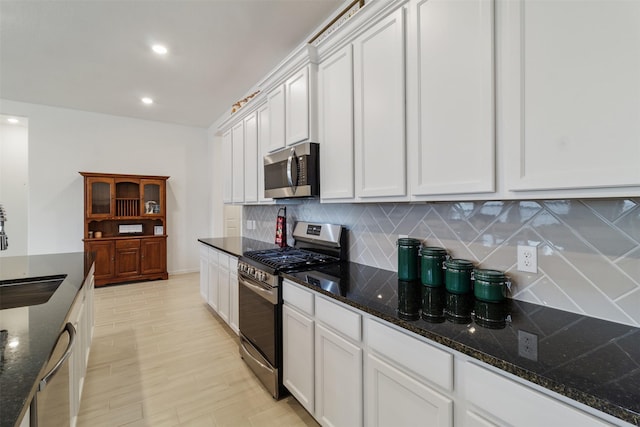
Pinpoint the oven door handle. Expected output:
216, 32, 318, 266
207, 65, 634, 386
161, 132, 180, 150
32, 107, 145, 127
239, 275, 278, 305
240, 339, 272, 372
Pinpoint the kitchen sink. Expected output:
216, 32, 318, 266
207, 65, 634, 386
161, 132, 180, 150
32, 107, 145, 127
0, 275, 67, 310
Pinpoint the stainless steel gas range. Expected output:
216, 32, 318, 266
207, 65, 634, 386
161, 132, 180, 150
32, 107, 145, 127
237, 222, 346, 399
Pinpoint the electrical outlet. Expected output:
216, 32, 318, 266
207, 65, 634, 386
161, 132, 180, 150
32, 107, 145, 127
517, 245, 538, 273
518, 330, 539, 361
246, 220, 256, 230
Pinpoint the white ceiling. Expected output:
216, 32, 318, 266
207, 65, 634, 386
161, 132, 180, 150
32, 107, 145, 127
0, 0, 343, 128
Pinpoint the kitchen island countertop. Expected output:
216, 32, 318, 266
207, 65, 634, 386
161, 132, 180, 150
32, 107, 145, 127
0, 252, 92, 427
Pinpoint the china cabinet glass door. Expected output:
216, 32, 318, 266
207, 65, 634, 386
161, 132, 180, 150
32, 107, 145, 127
87, 177, 114, 218
141, 179, 164, 216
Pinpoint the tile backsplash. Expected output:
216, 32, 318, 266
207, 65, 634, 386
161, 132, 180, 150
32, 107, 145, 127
243, 199, 640, 327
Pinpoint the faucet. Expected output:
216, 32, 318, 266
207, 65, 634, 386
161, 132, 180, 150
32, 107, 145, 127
0, 204, 7, 250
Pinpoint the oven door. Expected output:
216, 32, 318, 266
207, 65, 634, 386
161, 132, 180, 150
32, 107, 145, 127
238, 272, 279, 367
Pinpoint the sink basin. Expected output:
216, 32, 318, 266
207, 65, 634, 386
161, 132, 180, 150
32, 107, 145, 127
0, 275, 67, 310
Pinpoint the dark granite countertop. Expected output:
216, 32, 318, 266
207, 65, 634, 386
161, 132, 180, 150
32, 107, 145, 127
198, 237, 278, 257
0, 252, 92, 427
282, 262, 640, 426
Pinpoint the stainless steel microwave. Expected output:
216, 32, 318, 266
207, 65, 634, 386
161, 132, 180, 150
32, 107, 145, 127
264, 142, 319, 199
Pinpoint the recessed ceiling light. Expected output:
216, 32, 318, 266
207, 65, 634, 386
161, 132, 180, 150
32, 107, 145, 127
7, 118, 19, 124
152, 44, 168, 55
141, 97, 154, 105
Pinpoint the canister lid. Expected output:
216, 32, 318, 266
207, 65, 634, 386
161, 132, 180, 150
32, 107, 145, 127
444, 259, 474, 271
397, 238, 421, 247
474, 269, 506, 282
421, 246, 447, 256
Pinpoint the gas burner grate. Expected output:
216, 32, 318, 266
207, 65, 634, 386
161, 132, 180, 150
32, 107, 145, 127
243, 248, 339, 271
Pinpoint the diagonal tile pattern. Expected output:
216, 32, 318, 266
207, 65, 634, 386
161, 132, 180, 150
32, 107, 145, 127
243, 199, 640, 327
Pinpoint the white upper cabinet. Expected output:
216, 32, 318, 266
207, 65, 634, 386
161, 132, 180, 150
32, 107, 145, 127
257, 103, 272, 203
407, 0, 495, 197
244, 111, 258, 203
499, 0, 640, 193
222, 130, 232, 204
319, 44, 355, 201
285, 65, 315, 146
267, 84, 286, 153
354, 7, 407, 199
231, 121, 245, 203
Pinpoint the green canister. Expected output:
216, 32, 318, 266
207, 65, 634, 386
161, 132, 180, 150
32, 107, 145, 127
444, 259, 474, 294
420, 247, 448, 287
474, 269, 509, 302
397, 238, 421, 281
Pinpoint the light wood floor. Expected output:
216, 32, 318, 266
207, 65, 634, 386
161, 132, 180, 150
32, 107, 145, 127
77, 273, 319, 427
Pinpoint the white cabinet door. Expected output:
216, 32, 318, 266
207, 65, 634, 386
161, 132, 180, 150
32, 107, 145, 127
244, 111, 258, 203
365, 353, 453, 427
466, 411, 498, 427
285, 66, 310, 146
229, 269, 239, 334
207, 248, 219, 311
465, 362, 612, 427
353, 8, 407, 199
408, 0, 495, 196
199, 244, 209, 301
218, 253, 230, 323
283, 304, 315, 414
500, 0, 640, 192
231, 121, 245, 203
222, 130, 232, 204
257, 103, 272, 203
267, 84, 286, 152
315, 323, 363, 427
319, 44, 355, 201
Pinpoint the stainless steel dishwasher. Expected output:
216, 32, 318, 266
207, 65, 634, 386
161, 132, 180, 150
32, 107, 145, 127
30, 322, 75, 427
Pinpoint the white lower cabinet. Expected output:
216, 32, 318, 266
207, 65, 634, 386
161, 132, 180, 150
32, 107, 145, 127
283, 304, 315, 413
365, 353, 453, 427
199, 243, 239, 334
207, 248, 219, 311
218, 255, 230, 324
199, 244, 209, 301
465, 410, 498, 427
229, 259, 239, 334
463, 362, 614, 427
282, 280, 363, 427
282, 279, 623, 427
315, 323, 363, 427
364, 318, 453, 427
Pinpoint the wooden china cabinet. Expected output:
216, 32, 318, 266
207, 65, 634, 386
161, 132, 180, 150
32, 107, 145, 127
80, 172, 169, 287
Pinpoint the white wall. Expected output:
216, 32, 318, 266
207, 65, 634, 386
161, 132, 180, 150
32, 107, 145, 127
0, 99, 210, 274
0, 117, 29, 256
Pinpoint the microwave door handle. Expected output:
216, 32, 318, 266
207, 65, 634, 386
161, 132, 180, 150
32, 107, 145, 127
286, 147, 298, 193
